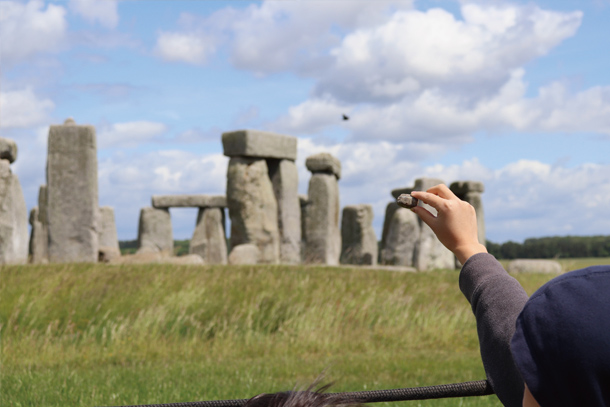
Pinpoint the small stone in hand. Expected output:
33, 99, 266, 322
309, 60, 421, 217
396, 194, 419, 209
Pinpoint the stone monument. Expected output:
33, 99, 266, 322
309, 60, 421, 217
136, 207, 173, 255
152, 194, 228, 264
340, 204, 377, 265
223, 130, 300, 264
0, 137, 28, 265
98, 206, 121, 262
28, 185, 49, 264
46, 118, 99, 263
303, 153, 341, 265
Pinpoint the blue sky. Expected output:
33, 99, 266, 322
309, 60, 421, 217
2, 0, 610, 244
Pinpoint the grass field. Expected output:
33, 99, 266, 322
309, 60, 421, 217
1, 259, 607, 407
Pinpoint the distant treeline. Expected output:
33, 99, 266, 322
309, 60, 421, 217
119, 239, 190, 256
486, 236, 610, 259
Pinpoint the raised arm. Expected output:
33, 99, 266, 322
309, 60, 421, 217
410, 185, 529, 407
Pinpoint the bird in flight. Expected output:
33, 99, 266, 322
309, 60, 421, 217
342, 114, 349, 121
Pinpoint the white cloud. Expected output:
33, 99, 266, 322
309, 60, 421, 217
153, 1, 415, 69
97, 121, 168, 148
317, 4, 582, 103
68, 0, 119, 29
155, 31, 215, 65
0, 88, 55, 128
0, 0, 67, 66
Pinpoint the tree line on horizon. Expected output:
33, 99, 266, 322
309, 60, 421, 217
486, 235, 610, 259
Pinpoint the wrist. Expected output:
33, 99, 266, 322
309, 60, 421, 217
455, 243, 488, 265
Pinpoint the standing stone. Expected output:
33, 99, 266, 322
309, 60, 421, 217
0, 159, 28, 265
137, 207, 173, 255
29, 207, 48, 264
226, 157, 279, 264
340, 204, 377, 265
0, 137, 18, 163
450, 181, 486, 245
29, 185, 49, 264
413, 178, 455, 270
47, 119, 99, 263
190, 207, 227, 264
268, 159, 301, 264
380, 207, 420, 267
98, 206, 120, 262
304, 153, 341, 265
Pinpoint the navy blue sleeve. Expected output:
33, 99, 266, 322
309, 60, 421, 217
459, 253, 530, 407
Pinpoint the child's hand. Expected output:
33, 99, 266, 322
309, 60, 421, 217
410, 184, 487, 264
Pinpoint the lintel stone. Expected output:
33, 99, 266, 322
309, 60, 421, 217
305, 153, 341, 179
152, 194, 226, 208
222, 130, 297, 160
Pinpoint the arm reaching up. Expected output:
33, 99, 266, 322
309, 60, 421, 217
410, 184, 528, 407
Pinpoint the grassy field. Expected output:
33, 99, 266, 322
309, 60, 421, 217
1, 259, 606, 407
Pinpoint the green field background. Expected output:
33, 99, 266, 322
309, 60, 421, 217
2, 260, 606, 407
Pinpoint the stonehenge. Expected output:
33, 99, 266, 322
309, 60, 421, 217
223, 130, 300, 264
98, 206, 121, 262
137, 207, 174, 255
0, 138, 28, 265
7, 120, 489, 271
136, 194, 228, 264
340, 204, 377, 265
28, 186, 49, 264
303, 153, 341, 265
47, 119, 99, 263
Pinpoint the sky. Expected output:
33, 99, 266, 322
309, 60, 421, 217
2, 0, 610, 244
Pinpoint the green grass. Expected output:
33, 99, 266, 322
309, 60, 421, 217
2, 261, 599, 407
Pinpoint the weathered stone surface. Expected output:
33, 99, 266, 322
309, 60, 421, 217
37, 185, 48, 226
98, 206, 120, 261
28, 186, 49, 264
226, 157, 279, 264
450, 181, 486, 245
222, 130, 297, 160
190, 207, 227, 264
0, 137, 17, 163
412, 178, 455, 270
152, 195, 226, 209
47, 120, 99, 263
268, 159, 301, 264
340, 204, 377, 265
380, 207, 419, 267
305, 153, 341, 179
381, 202, 399, 250
0, 159, 28, 265
98, 246, 121, 263
303, 173, 341, 265
228, 243, 260, 265
136, 207, 173, 254
391, 187, 413, 199
508, 259, 562, 274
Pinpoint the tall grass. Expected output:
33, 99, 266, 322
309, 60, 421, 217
1, 263, 563, 407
